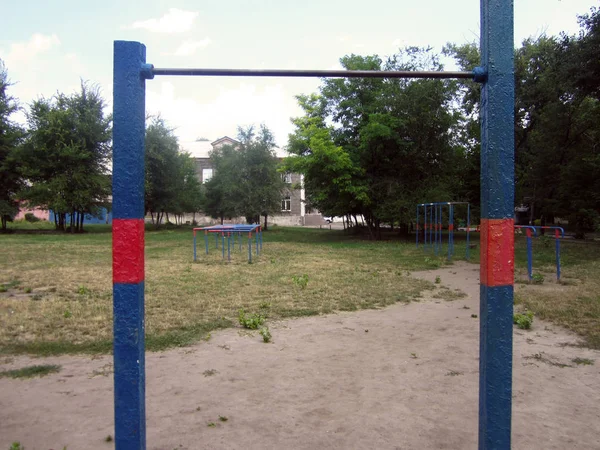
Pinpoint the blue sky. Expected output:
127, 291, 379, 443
1, 0, 597, 149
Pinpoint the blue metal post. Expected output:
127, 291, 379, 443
248, 232, 252, 263
215, 232, 218, 249
204, 231, 209, 255
416, 205, 419, 248
467, 203, 471, 260
424, 205, 428, 250
430, 205, 433, 249
526, 228, 533, 282
448, 204, 454, 260
555, 230, 560, 281
239, 232, 242, 251
227, 232, 231, 261
193, 232, 197, 262
478, 0, 515, 448
112, 40, 149, 450
221, 233, 225, 259
434, 205, 439, 256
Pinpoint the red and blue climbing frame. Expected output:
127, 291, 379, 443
112, 2, 513, 448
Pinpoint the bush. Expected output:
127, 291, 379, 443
24, 213, 41, 223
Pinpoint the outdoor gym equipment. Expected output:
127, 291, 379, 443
112, 2, 514, 447
416, 202, 471, 260
515, 225, 564, 282
193, 224, 262, 263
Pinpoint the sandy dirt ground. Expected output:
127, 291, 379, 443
1, 262, 599, 450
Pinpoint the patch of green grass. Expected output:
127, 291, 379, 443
514, 311, 535, 330
10, 442, 24, 450
572, 357, 594, 366
432, 289, 468, 301
0, 364, 61, 379
218, 416, 228, 422
207, 422, 216, 428
435, 275, 441, 284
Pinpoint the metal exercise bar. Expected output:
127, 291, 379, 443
151, 67, 481, 80
515, 226, 537, 281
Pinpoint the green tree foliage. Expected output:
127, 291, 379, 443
0, 60, 24, 232
19, 82, 111, 232
144, 117, 203, 227
204, 125, 284, 228
285, 48, 461, 238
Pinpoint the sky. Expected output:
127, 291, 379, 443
1, 0, 597, 150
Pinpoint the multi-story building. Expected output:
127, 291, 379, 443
182, 136, 325, 226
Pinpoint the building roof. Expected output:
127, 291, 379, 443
180, 136, 289, 159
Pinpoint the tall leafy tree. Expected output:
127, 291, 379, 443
0, 60, 24, 232
286, 48, 461, 238
19, 82, 111, 232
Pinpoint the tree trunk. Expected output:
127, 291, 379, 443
263, 214, 268, 231
192, 211, 196, 225
1, 215, 6, 232
79, 211, 85, 232
150, 211, 155, 224
220, 214, 224, 225
70, 210, 75, 233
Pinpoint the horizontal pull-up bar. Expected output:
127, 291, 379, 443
148, 66, 486, 81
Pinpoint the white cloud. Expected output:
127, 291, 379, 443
3, 33, 60, 67
146, 81, 302, 147
128, 8, 199, 33
174, 38, 212, 56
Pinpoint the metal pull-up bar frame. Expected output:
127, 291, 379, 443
112, 2, 514, 449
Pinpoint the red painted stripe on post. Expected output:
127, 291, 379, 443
449, 224, 454, 231
480, 218, 514, 287
113, 219, 145, 283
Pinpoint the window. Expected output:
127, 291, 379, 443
281, 172, 292, 183
281, 196, 291, 211
202, 168, 213, 183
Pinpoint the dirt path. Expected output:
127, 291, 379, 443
1, 262, 599, 449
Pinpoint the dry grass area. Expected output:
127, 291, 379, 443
0, 226, 440, 355
1, 225, 599, 354
515, 249, 600, 349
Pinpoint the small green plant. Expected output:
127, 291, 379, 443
513, 311, 534, 329
31, 294, 43, 301
471, 314, 478, 318
238, 309, 265, 329
77, 285, 91, 295
105, 435, 113, 442
0, 285, 7, 293
410, 352, 418, 359
207, 422, 216, 428
64, 309, 72, 319
10, 443, 24, 450
259, 301, 271, 310
218, 416, 228, 422
292, 274, 309, 290
203, 369, 218, 377
435, 276, 441, 284
259, 327, 272, 343
24, 287, 32, 294
531, 273, 544, 284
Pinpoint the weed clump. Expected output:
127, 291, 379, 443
238, 309, 265, 329
514, 311, 534, 329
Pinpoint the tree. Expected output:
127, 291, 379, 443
19, 82, 112, 232
203, 125, 284, 229
0, 60, 24, 232
144, 116, 181, 227
286, 48, 462, 238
